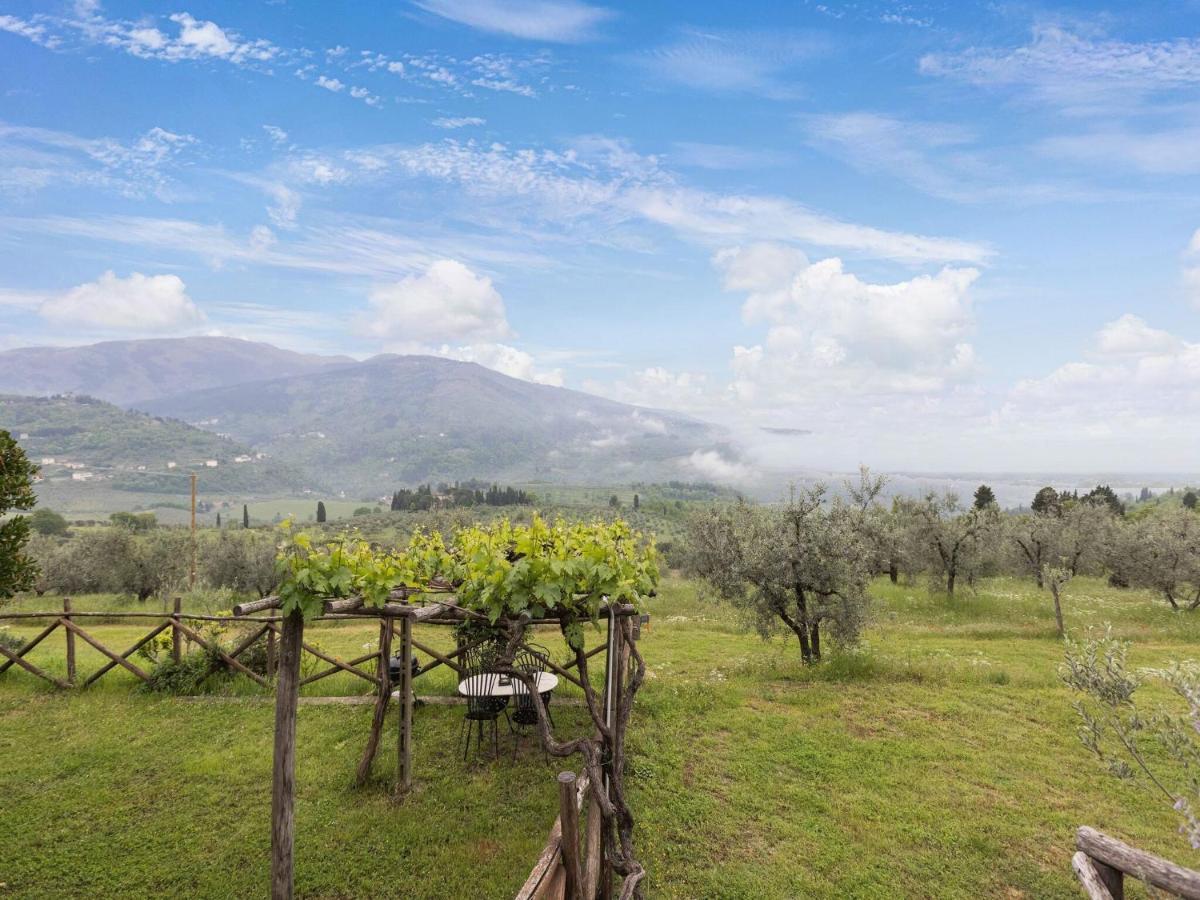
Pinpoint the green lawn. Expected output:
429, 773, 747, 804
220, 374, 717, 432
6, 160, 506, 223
2, 576, 1198, 898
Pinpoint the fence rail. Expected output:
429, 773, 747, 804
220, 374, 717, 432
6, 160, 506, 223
1073, 826, 1200, 900
0, 598, 386, 691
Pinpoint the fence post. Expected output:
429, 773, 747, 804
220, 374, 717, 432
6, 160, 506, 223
172, 597, 182, 665
398, 615, 413, 794
63, 597, 76, 685
271, 608, 304, 900
558, 771, 584, 900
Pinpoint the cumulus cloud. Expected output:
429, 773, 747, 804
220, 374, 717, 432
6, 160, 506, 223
717, 243, 980, 388
437, 342, 563, 385
39, 271, 204, 332
1095, 314, 1182, 356
316, 75, 345, 92
363, 259, 513, 343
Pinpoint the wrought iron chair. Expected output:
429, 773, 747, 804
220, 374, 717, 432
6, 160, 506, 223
457, 641, 510, 761
523, 642, 556, 729
511, 644, 550, 761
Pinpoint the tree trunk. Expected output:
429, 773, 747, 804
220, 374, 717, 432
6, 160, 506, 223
946, 569, 956, 596
888, 562, 898, 584
1051, 586, 1065, 638
809, 623, 821, 662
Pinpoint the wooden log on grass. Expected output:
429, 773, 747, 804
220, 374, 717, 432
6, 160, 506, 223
398, 615, 413, 794
558, 772, 584, 900
271, 609, 304, 900
299, 651, 379, 687
0, 639, 70, 689
1073, 851, 1116, 900
83, 621, 171, 687
0, 618, 61, 676
584, 784, 602, 900
1076, 826, 1200, 899
59, 618, 150, 683
355, 619, 393, 787
171, 597, 182, 665
172, 620, 268, 687
63, 598, 76, 684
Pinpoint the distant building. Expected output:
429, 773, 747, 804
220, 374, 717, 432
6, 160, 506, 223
205, 459, 219, 468
40, 457, 56, 465
136, 465, 146, 471
18, 432, 29, 440
71, 471, 94, 482
63, 461, 84, 470
234, 454, 252, 463
166, 461, 177, 469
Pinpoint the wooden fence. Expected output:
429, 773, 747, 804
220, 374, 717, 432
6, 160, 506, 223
517, 770, 605, 900
1073, 826, 1200, 899
0, 598, 384, 691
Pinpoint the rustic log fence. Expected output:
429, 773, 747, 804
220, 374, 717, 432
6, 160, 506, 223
0, 597, 386, 691
1073, 826, 1200, 899
2, 595, 643, 900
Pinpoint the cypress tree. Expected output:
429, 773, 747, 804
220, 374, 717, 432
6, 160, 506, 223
316, 501, 327, 523
242, 504, 250, 528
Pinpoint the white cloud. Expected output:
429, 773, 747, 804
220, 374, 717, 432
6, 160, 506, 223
920, 24, 1200, 113
39, 271, 204, 332
414, 0, 613, 43
433, 116, 486, 129
263, 125, 289, 144
637, 28, 826, 96
1095, 314, 1182, 356
0, 14, 60, 48
436, 342, 563, 385
0, 123, 196, 199
363, 259, 513, 342
682, 449, 756, 484
314, 137, 988, 264
316, 75, 345, 92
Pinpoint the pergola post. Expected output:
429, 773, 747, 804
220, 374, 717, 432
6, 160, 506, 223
271, 608, 304, 900
398, 615, 413, 794
355, 618, 393, 786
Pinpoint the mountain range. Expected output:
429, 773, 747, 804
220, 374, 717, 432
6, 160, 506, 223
0, 337, 733, 497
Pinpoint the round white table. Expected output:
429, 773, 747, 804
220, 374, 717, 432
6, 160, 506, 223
457, 671, 558, 697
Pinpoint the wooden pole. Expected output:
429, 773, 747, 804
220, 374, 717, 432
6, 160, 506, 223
271, 609, 304, 900
398, 615, 413, 794
558, 771, 584, 900
172, 596, 182, 665
63, 597, 76, 685
189, 473, 197, 590
355, 619, 392, 786
267, 624, 277, 678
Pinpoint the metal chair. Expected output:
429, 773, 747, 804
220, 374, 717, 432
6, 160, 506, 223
523, 642, 556, 729
457, 641, 510, 761
511, 644, 550, 761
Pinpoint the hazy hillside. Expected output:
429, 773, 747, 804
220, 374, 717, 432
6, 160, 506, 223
0, 394, 301, 494
0, 336, 354, 405
142, 354, 732, 492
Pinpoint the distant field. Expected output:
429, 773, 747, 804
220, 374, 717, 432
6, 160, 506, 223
3, 575, 1199, 897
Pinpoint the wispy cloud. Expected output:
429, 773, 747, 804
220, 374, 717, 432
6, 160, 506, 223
413, 0, 614, 43
920, 24, 1200, 114
636, 28, 828, 97
432, 116, 486, 129
0, 122, 197, 199
803, 111, 1124, 204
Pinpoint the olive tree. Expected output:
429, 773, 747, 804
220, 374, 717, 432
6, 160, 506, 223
201, 530, 279, 597
1007, 512, 1059, 588
686, 486, 872, 664
900, 492, 1000, 595
0, 430, 38, 601
1114, 508, 1200, 610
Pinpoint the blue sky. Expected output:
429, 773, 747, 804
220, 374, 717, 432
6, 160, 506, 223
1, 0, 1199, 475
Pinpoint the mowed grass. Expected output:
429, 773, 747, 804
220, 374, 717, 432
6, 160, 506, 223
2, 576, 1199, 898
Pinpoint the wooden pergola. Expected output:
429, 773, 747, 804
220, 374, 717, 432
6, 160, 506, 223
230, 590, 642, 900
